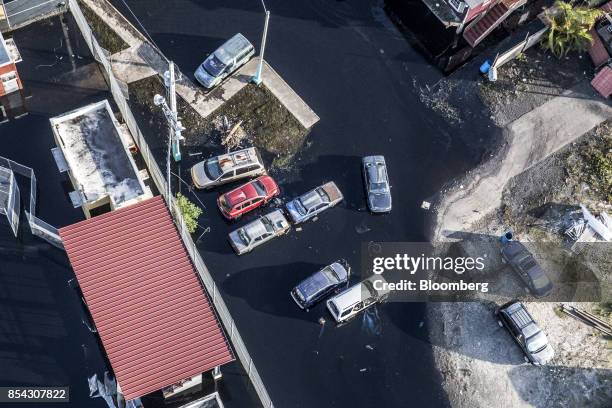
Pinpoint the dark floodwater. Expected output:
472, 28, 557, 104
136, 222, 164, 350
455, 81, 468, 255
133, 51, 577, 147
113, 1, 496, 408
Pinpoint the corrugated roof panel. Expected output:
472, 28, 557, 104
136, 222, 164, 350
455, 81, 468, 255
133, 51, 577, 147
592, 66, 612, 98
60, 196, 234, 400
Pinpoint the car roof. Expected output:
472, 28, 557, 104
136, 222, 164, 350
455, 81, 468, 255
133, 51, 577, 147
225, 181, 259, 206
215, 33, 253, 65
215, 148, 259, 172
331, 283, 365, 310
300, 188, 325, 209
243, 218, 268, 239
365, 159, 387, 184
321, 182, 342, 202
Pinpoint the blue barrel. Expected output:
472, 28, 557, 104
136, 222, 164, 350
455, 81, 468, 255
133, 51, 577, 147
480, 60, 491, 74
500, 231, 513, 244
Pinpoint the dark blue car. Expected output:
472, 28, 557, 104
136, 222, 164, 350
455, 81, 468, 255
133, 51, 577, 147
291, 260, 350, 310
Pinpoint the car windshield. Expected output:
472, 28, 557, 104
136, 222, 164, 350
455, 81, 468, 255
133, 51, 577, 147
261, 217, 275, 233
253, 180, 266, 196
205, 158, 222, 179
370, 181, 388, 193
362, 280, 377, 298
322, 266, 340, 283
532, 273, 550, 289
219, 196, 231, 211
203, 54, 226, 77
238, 228, 251, 245
294, 199, 308, 215
527, 332, 548, 353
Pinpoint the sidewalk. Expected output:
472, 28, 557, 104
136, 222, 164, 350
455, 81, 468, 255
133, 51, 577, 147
82, 0, 319, 129
436, 80, 612, 236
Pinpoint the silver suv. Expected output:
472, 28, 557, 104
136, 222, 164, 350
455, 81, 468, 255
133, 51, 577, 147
195, 33, 255, 89
191, 147, 265, 189
496, 300, 554, 365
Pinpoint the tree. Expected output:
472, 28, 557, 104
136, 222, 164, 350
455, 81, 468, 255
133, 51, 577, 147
543, 1, 603, 58
175, 193, 202, 233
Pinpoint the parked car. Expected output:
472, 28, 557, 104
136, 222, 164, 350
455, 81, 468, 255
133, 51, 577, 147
191, 147, 265, 189
195, 33, 255, 89
362, 155, 392, 213
496, 300, 555, 365
228, 210, 290, 255
326, 275, 390, 323
217, 175, 279, 220
290, 260, 350, 310
501, 241, 553, 297
285, 182, 343, 224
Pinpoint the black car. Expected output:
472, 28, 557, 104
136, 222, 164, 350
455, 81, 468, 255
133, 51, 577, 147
501, 241, 553, 297
290, 260, 350, 310
496, 300, 555, 365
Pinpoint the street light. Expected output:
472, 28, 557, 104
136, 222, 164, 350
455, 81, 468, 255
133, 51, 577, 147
251, 1, 270, 85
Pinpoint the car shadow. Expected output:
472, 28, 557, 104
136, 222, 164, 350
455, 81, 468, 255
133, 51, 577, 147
221, 261, 340, 322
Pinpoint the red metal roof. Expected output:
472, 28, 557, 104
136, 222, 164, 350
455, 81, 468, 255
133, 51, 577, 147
60, 196, 233, 400
588, 27, 609, 68
591, 65, 612, 98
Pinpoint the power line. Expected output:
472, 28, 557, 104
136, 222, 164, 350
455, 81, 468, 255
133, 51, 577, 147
115, 0, 166, 60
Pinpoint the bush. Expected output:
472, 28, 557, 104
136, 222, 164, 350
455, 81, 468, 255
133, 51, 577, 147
175, 193, 202, 233
543, 1, 603, 58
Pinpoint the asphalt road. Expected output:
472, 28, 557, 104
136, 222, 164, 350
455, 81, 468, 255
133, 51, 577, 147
112, 1, 488, 407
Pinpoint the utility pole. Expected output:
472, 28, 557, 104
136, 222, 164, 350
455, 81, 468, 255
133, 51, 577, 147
154, 60, 185, 207
252, 6, 270, 85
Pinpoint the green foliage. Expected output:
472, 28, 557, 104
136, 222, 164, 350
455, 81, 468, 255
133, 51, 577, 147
543, 1, 603, 58
176, 193, 202, 233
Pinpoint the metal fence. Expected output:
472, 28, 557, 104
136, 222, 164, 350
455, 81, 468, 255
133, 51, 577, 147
68, 1, 274, 406
0, 155, 63, 247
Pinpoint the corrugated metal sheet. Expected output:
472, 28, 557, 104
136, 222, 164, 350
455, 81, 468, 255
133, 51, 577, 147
588, 27, 609, 68
591, 66, 612, 98
60, 196, 234, 400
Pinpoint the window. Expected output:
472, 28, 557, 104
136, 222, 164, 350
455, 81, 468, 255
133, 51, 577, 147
236, 167, 250, 176
341, 308, 353, 318
220, 171, 234, 180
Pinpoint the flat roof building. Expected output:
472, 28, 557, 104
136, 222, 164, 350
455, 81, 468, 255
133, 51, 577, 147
50, 100, 152, 218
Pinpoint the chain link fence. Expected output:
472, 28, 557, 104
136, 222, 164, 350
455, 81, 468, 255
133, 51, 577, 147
68, 1, 274, 406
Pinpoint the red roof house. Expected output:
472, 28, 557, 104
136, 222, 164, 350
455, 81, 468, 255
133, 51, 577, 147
60, 196, 234, 400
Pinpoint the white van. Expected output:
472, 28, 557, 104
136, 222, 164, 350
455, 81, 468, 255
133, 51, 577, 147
191, 147, 266, 189
326, 275, 389, 323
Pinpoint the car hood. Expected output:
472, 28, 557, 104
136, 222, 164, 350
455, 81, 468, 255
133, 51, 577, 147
531, 344, 554, 365
369, 192, 391, 212
286, 200, 304, 222
191, 162, 212, 187
195, 66, 217, 88
228, 230, 248, 254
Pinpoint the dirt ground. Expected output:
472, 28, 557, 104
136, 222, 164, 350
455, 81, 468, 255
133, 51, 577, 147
128, 76, 308, 170
425, 44, 611, 407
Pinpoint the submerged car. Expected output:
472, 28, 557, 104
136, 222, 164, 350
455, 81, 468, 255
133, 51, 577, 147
191, 147, 265, 189
217, 175, 279, 220
501, 241, 553, 298
290, 260, 350, 310
326, 275, 390, 323
194, 33, 255, 89
228, 210, 290, 255
496, 300, 555, 365
285, 182, 343, 224
362, 155, 391, 213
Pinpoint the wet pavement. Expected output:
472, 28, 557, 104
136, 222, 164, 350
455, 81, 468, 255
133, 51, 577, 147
111, 1, 495, 407
0, 13, 261, 408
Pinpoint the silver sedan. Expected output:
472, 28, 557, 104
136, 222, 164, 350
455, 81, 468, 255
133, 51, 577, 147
228, 210, 290, 255
362, 155, 392, 213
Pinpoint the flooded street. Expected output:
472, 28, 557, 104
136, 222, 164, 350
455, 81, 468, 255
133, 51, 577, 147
114, 0, 493, 407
